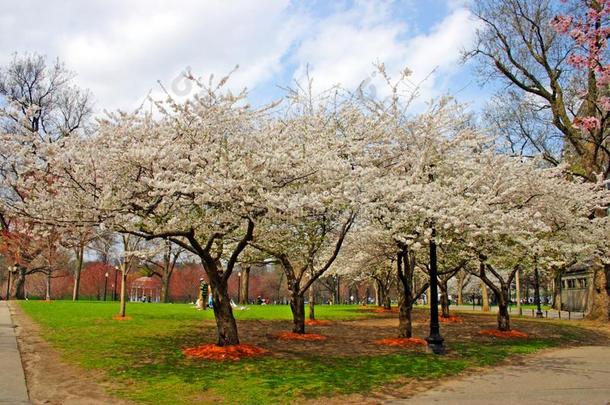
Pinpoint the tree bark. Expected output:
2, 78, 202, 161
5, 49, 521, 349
374, 280, 380, 306
335, 275, 340, 304
239, 266, 250, 305
9, 266, 26, 300
72, 244, 84, 301
161, 272, 171, 303
440, 285, 450, 318
481, 281, 490, 312
290, 290, 306, 333
210, 279, 240, 345
497, 301, 510, 331
586, 262, 610, 320
119, 268, 128, 317
384, 293, 392, 310
457, 271, 466, 305
308, 282, 315, 320
398, 297, 413, 338
495, 284, 511, 331
552, 271, 562, 310
45, 271, 51, 301
396, 246, 428, 339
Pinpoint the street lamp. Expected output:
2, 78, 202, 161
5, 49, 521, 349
113, 266, 119, 301
103, 272, 109, 301
426, 229, 445, 354
534, 256, 544, 318
237, 272, 241, 304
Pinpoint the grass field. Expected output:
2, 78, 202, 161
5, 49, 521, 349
19, 301, 597, 404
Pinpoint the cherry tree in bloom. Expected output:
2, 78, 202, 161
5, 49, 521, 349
353, 68, 479, 338
249, 84, 361, 334
334, 230, 399, 310
5, 74, 290, 345
456, 153, 609, 330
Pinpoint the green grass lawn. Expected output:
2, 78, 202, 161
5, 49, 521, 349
19, 301, 595, 404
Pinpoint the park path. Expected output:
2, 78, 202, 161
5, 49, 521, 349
0, 301, 30, 404
451, 304, 585, 320
388, 345, 610, 405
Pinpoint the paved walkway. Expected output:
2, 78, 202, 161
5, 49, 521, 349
451, 305, 585, 320
389, 346, 610, 405
0, 301, 30, 404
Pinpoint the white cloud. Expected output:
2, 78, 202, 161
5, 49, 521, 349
0, 0, 299, 111
0, 0, 479, 112
291, 3, 478, 107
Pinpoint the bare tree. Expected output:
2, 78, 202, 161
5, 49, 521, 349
143, 239, 184, 303
0, 53, 92, 139
467, 0, 609, 180
0, 54, 94, 298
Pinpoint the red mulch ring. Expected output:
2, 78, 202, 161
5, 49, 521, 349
112, 315, 132, 321
478, 329, 528, 338
305, 320, 333, 326
374, 337, 427, 347
183, 343, 268, 361
275, 332, 328, 341
440, 315, 464, 324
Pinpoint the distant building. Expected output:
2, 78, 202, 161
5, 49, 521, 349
129, 276, 161, 303
560, 264, 593, 312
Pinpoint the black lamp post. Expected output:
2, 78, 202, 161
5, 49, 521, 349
113, 266, 119, 301
103, 272, 109, 301
426, 228, 445, 354
533, 255, 544, 318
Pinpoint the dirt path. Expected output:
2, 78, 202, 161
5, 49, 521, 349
386, 345, 610, 405
8, 302, 132, 405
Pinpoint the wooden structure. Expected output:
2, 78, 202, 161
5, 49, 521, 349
129, 276, 161, 303
560, 264, 593, 312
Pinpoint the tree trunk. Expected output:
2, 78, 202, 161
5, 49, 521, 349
398, 297, 413, 338
481, 281, 490, 312
497, 301, 510, 331
334, 276, 341, 304
240, 266, 250, 305
379, 280, 391, 309
552, 271, 561, 310
374, 280, 380, 306
9, 266, 26, 300
308, 283, 315, 320
290, 291, 306, 333
119, 269, 128, 317
45, 271, 51, 301
457, 272, 465, 305
384, 293, 392, 310
586, 262, 610, 320
440, 286, 450, 318
72, 245, 84, 301
210, 280, 240, 346
161, 272, 171, 303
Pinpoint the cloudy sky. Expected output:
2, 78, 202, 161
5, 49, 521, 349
1, 0, 484, 112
